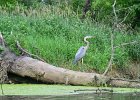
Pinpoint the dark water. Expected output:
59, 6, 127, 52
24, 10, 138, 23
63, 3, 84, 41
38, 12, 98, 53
0, 93, 140, 100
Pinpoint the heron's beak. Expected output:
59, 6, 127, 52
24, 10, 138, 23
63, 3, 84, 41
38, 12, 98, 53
89, 36, 95, 38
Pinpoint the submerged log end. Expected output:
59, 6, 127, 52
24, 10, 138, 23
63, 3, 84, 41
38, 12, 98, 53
110, 79, 140, 88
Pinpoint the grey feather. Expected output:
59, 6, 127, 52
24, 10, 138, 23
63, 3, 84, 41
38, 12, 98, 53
73, 46, 87, 64
73, 36, 94, 64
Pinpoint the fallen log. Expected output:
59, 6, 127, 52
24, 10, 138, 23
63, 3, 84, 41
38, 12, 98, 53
2, 48, 109, 86
109, 78, 140, 88
0, 32, 140, 87
10, 56, 109, 85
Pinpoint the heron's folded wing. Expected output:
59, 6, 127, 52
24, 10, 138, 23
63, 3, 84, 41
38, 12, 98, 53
75, 46, 86, 61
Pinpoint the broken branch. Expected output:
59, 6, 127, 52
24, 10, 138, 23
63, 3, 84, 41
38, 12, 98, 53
16, 41, 46, 62
114, 41, 138, 49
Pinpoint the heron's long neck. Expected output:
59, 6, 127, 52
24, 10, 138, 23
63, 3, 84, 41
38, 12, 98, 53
84, 38, 89, 49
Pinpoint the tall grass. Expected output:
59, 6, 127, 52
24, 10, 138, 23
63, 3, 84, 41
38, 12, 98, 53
0, 3, 139, 73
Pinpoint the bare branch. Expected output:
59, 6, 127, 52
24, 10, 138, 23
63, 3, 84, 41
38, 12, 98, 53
112, 0, 118, 24
74, 88, 113, 93
103, 31, 114, 76
114, 41, 138, 49
116, 5, 137, 12
16, 41, 46, 62
103, 39, 138, 76
103, 0, 118, 76
119, 11, 130, 25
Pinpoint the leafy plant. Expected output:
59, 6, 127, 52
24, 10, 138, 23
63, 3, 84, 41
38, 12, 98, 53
0, 2, 140, 73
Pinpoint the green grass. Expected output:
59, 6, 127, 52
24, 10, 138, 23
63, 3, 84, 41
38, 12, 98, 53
0, 4, 140, 73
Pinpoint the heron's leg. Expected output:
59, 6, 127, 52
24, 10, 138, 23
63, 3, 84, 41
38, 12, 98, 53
81, 58, 83, 64
77, 61, 81, 71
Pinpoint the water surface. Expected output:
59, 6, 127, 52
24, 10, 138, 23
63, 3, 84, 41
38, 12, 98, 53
0, 93, 140, 100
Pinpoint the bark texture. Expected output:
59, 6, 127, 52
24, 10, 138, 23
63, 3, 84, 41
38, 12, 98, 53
10, 56, 109, 85
0, 33, 140, 87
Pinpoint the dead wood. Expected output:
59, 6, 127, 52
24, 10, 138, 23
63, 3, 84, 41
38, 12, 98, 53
9, 56, 109, 85
0, 33, 140, 87
109, 78, 140, 88
16, 41, 46, 62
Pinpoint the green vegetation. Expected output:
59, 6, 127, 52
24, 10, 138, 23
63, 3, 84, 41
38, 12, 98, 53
72, 0, 140, 29
0, 1, 140, 73
1, 84, 140, 95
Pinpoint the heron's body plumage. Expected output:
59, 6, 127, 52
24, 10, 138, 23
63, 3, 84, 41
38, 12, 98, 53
73, 36, 94, 64
73, 46, 88, 64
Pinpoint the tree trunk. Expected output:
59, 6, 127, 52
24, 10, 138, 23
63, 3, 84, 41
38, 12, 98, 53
9, 56, 109, 85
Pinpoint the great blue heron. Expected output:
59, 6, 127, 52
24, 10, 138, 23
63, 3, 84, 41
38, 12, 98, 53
73, 36, 94, 64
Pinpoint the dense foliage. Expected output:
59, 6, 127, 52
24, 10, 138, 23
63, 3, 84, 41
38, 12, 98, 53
72, 0, 140, 29
0, 0, 139, 73
1, 0, 140, 29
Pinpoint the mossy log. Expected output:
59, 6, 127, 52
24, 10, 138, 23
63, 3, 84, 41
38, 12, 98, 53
0, 33, 140, 87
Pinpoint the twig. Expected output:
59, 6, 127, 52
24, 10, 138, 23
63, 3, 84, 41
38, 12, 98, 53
119, 11, 130, 25
103, 31, 114, 76
114, 41, 138, 49
112, 0, 118, 24
74, 88, 113, 93
16, 41, 46, 62
103, 0, 117, 76
103, 40, 138, 76
116, 5, 137, 12
103, 0, 137, 76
